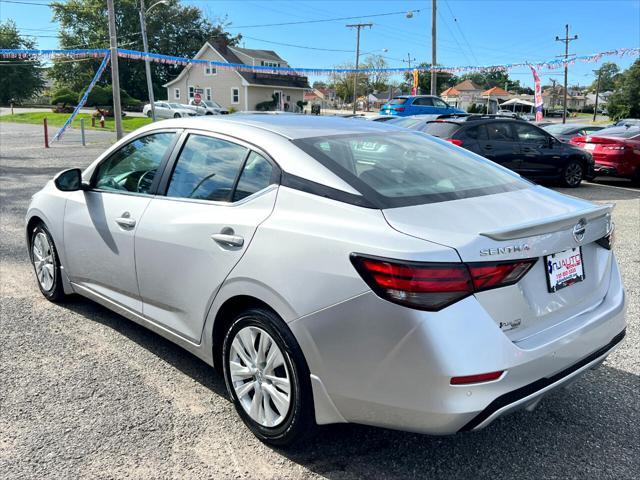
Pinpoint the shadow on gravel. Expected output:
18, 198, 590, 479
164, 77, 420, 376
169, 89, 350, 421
57, 296, 639, 479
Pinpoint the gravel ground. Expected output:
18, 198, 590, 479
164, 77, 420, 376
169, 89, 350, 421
1, 122, 638, 480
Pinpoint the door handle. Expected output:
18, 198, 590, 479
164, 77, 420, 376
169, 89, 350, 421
211, 230, 244, 247
115, 212, 136, 228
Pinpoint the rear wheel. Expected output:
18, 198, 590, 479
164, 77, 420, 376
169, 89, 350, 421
146, 110, 152, 118
561, 160, 583, 187
222, 308, 315, 446
173, 113, 181, 118
30, 223, 67, 302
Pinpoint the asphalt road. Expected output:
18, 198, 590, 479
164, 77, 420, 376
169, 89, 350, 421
1, 122, 638, 479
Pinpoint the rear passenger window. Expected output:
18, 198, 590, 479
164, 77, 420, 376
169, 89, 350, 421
233, 152, 275, 201
167, 134, 247, 201
413, 97, 433, 106
461, 125, 488, 140
486, 123, 516, 142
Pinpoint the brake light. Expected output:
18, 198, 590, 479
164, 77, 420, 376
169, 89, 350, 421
351, 255, 536, 311
596, 222, 616, 250
447, 139, 464, 147
451, 371, 504, 385
393, 107, 405, 112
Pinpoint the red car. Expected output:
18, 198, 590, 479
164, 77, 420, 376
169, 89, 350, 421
570, 126, 640, 183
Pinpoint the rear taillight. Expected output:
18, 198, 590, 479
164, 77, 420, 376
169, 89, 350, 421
351, 255, 536, 311
596, 222, 616, 250
393, 107, 405, 112
446, 139, 464, 147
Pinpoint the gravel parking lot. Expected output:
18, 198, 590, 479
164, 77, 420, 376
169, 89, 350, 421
1, 122, 638, 479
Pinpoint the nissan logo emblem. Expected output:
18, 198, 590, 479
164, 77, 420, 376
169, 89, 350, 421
573, 218, 587, 243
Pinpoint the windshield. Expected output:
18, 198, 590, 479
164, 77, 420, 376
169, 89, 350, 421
388, 98, 408, 105
293, 132, 528, 208
169, 103, 186, 109
544, 124, 577, 134
203, 100, 221, 108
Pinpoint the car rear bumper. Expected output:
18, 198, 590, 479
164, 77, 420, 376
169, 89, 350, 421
290, 258, 626, 434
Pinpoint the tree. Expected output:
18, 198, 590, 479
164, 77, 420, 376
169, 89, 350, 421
363, 54, 390, 93
50, 0, 240, 101
329, 63, 369, 104
51, 87, 78, 106
590, 62, 620, 92
0, 21, 45, 105
606, 59, 640, 120
312, 81, 327, 89
403, 63, 458, 94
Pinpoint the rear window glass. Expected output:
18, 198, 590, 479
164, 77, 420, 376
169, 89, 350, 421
388, 117, 427, 129
422, 122, 460, 138
388, 98, 408, 105
592, 126, 640, 139
544, 124, 577, 134
293, 132, 528, 208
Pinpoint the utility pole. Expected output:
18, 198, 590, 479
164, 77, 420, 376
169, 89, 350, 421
555, 24, 578, 124
347, 23, 372, 114
139, 0, 156, 121
402, 53, 416, 69
593, 69, 601, 122
107, 0, 123, 139
430, 0, 437, 95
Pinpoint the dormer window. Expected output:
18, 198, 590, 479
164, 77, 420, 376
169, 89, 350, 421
205, 65, 217, 76
260, 60, 280, 68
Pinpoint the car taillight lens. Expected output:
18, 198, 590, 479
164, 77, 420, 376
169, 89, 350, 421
451, 371, 504, 385
393, 107, 405, 112
446, 139, 464, 147
351, 255, 536, 311
596, 222, 615, 250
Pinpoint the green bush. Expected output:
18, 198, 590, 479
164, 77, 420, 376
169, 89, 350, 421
51, 87, 78, 106
80, 85, 143, 109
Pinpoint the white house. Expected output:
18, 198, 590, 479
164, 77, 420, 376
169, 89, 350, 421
163, 41, 309, 112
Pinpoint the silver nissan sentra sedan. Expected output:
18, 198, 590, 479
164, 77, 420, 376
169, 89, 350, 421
26, 115, 626, 446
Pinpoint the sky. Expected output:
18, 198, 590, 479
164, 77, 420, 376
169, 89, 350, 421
1, 0, 639, 88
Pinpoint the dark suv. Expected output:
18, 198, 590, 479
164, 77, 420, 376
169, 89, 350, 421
417, 115, 594, 187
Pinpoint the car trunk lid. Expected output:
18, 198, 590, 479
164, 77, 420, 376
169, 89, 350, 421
383, 186, 614, 344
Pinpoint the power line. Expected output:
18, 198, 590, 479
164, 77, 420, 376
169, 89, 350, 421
442, 0, 479, 65
241, 35, 353, 53
227, 9, 420, 29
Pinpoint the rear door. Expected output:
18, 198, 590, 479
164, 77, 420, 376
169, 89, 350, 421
513, 122, 560, 178
134, 131, 279, 342
479, 121, 522, 172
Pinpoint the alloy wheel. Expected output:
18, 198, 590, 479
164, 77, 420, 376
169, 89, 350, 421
565, 163, 583, 186
229, 326, 291, 428
32, 232, 55, 291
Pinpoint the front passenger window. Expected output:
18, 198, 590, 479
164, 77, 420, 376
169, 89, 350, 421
94, 132, 176, 194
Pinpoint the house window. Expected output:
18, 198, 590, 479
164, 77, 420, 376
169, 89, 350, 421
174, 88, 180, 100
260, 60, 280, 68
188, 86, 195, 99
205, 65, 216, 76
205, 88, 212, 101
231, 88, 239, 104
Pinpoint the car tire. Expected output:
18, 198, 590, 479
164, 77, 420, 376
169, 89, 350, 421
222, 307, 315, 447
146, 111, 152, 118
174, 113, 181, 118
205, 112, 213, 116
561, 160, 584, 187
29, 223, 67, 302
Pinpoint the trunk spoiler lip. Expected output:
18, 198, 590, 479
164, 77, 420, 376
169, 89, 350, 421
479, 204, 614, 241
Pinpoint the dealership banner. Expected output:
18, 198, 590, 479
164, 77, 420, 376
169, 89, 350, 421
530, 66, 544, 122
1, 46, 638, 76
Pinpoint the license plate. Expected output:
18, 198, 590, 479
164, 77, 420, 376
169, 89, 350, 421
545, 247, 585, 292
584, 143, 596, 151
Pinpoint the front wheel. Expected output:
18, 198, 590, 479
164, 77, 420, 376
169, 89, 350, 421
30, 223, 67, 302
146, 110, 152, 118
222, 308, 315, 446
561, 161, 584, 187
173, 113, 181, 118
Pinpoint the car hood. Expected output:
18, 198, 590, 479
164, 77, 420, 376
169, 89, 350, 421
382, 185, 612, 262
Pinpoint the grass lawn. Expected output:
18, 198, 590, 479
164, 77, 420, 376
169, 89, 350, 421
0, 112, 151, 133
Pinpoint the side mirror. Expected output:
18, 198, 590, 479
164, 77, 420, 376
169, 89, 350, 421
54, 168, 85, 191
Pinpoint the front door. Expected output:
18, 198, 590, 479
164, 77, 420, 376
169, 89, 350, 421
63, 131, 178, 312
479, 122, 522, 172
513, 122, 560, 178
134, 133, 279, 342
410, 96, 434, 115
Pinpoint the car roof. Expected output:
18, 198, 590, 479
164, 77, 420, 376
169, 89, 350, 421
152, 113, 406, 140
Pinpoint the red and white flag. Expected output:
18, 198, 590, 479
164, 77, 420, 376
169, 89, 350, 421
530, 66, 544, 121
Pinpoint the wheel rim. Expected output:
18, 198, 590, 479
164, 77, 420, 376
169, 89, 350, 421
229, 326, 291, 428
566, 163, 582, 185
32, 232, 55, 291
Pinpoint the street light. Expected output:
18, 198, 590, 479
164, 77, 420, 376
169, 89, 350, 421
139, 0, 169, 121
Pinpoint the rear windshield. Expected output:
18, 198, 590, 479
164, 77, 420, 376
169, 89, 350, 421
387, 117, 427, 129
422, 122, 460, 138
388, 98, 408, 105
544, 124, 578, 134
293, 132, 528, 208
593, 126, 640, 139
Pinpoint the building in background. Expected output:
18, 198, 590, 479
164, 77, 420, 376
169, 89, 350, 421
163, 41, 309, 111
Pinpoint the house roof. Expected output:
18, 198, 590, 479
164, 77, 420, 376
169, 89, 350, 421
454, 79, 482, 91
440, 86, 460, 96
163, 41, 309, 90
229, 47, 284, 63
482, 86, 510, 96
